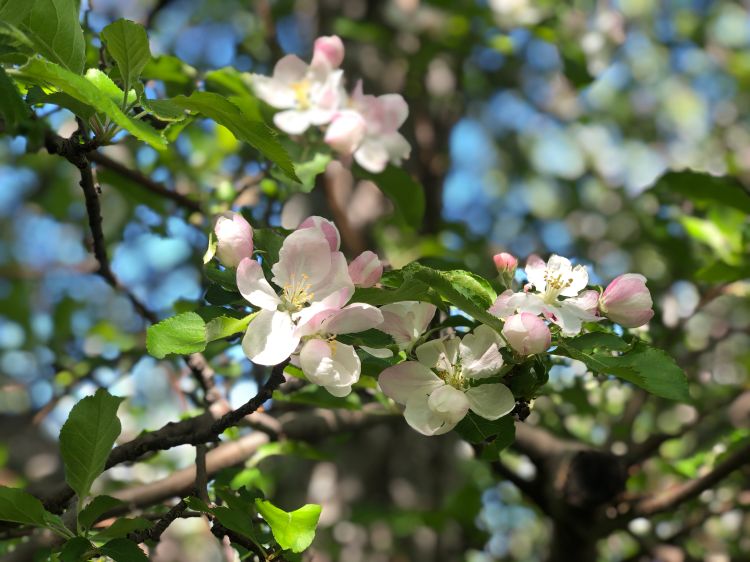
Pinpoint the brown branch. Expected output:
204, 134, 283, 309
195, 444, 209, 503
634, 439, 750, 517
127, 499, 188, 544
88, 151, 202, 214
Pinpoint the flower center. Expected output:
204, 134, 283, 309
542, 270, 573, 303
436, 355, 466, 390
280, 273, 314, 312
291, 80, 311, 109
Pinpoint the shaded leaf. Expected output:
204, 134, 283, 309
78, 495, 125, 531
21, 0, 86, 74
0, 66, 29, 132
99, 538, 149, 562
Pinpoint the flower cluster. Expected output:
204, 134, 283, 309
250, 35, 411, 173
212, 220, 654, 437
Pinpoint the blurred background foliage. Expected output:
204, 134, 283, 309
1, 0, 750, 561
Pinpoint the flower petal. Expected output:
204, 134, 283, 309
237, 258, 280, 310
320, 303, 384, 334
354, 138, 390, 173
273, 110, 312, 135
524, 254, 547, 292
415, 338, 460, 372
378, 301, 437, 350
242, 309, 299, 365
427, 384, 470, 425
273, 55, 308, 84
298, 216, 341, 251
272, 228, 333, 291
299, 338, 360, 395
465, 383, 515, 420
378, 361, 443, 404
403, 393, 453, 436
460, 325, 504, 379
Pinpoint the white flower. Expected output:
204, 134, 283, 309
489, 254, 600, 336
378, 326, 515, 436
252, 36, 346, 135
377, 301, 437, 351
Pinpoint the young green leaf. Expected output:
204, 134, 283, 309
59, 389, 124, 506
170, 92, 298, 181
146, 311, 207, 358
0, 487, 52, 527
254, 500, 321, 553
205, 313, 256, 343
99, 538, 149, 561
15, 58, 167, 148
100, 19, 151, 99
18, 0, 86, 74
78, 495, 125, 531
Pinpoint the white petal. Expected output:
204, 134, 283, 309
311, 251, 354, 303
427, 384, 470, 424
562, 264, 589, 297
465, 383, 515, 420
274, 110, 312, 135
524, 254, 547, 292
354, 138, 389, 173
379, 94, 409, 130
251, 74, 296, 108
360, 345, 394, 358
459, 325, 504, 379
273, 55, 308, 84
236, 258, 281, 310
382, 132, 411, 164
242, 309, 299, 365
415, 338, 460, 372
378, 301, 437, 350
403, 393, 453, 436
378, 361, 443, 404
299, 338, 360, 394
272, 228, 333, 292
321, 303, 384, 334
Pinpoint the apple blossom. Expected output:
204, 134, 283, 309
502, 312, 551, 355
377, 301, 437, 350
489, 254, 600, 336
599, 273, 654, 328
237, 219, 353, 365
298, 216, 340, 251
251, 36, 345, 135
214, 212, 253, 268
348, 251, 383, 287
378, 325, 515, 436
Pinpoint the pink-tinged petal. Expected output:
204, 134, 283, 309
354, 138, 389, 173
379, 94, 409, 130
378, 361, 443, 404
214, 212, 253, 268
273, 109, 312, 135
272, 228, 333, 291
524, 254, 547, 292
348, 251, 383, 287
488, 289, 518, 318
298, 216, 341, 251
427, 385, 470, 425
320, 303, 384, 334
236, 258, 280, 310
272, 55, 308, 84
459, 325, 504, 379
415, 338, 460, 372
569, 289, 599, 314
600, 273, 654, 328
242, 309, 299, 365
311, 35, 345, 69
403, 393, 453, 436
465, 383, 515, 420
502, 313, 551, 355
325, 110, 367, 155
299, 338, 360, 395
313, 251, 354, 303
378, 301, 437, 350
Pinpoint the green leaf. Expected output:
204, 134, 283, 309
254, 500, 321, 553
0, 0, 33, 24
294, 152, 331, 191
0, 21, 35, 65
84, 69, 137, 108
354, 164, 425, 226
695, 261, 750, 283
205, 313, 255, 343
212, 506, 261, 542
78, 495, 124, 531
404, 263, 502, 332
99, 538, 149, 562
16, 59, 167, 149
59, 537, 95, 562
272, 385, 362, 411
651, 170, 750, 214
0, 486, 51, 527
141, 98, 186, 122
19, 0, 86, 74
146, 312, 207, 358
169, 92, 298, 181
26, 86, 95, 120
455, 413, 515, 445
558, 338, 690, 402
59, 389, 124, 505
100, 19, 151, 98
0, 66, 29, 132
92, 517, 151, 540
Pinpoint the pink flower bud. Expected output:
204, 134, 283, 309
502, 313, 551, 355
325, 110, 367, 155
600, 274, 654, 328
214, 212, 253, 268
311, 35, 345, 69
493, 252, 518, 273
348, 251, 383, 287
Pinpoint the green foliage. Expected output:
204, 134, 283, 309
0, 487, 55, 528
652, 170, 750, 214
15, 58, 166, 148
99, 538, 149, 561
170, 92, 298, 181
59, 389, 124, 507
558, 335, 691, 402
0, 66, 28, 131
147, 311, 207, 357
254, 499, 322, 553
16, 0, 86, 73
59, 537, 94, 562
77, 495, 125, 531
273, 385, 363, 411
100, 19, 151, 101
